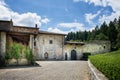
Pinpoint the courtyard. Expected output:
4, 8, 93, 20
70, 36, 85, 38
0, 61, 90, 80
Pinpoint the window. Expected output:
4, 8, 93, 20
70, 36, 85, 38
34, 41, 36, 46
49, 40, 53, 44
104, 46, 106, 49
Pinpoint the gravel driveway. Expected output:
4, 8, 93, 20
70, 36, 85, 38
0, 61, 90, 80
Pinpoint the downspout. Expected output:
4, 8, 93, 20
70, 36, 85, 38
62, 35, 64, 60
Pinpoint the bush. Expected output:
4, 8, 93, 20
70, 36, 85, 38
5, 43, 35, 65
12, 43, 21, 60
81, 52, 91, 60
5, 43, 23, 60
5, 51, 13, 60
25, 48, 35, 64
89, 50, 120, 80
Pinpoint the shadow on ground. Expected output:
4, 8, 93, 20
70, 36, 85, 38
0, 62, 41, 69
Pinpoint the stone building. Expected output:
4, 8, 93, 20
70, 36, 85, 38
35, 30, 65, 60
0, 20, 39, 65
0, 20, 111, 63
64, 41, 111, 60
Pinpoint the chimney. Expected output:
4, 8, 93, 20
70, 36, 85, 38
10, 19, 13, 31
35, 24, 37, 28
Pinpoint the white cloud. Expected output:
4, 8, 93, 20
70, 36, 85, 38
47, 22, 87, 34
107, 1, 120, 12
58, 22, 85, 32
99, 0, 120, 24
48, 27, 67, 34
73, 0, 107, 7
73, 0, 88, 3
0, 0, 50, 27
73, 0, 82, 2
84, 0, 120, 12
74, 0, 120, 25
99, 11, 120, 24
85, 10, 101, 25
41, 18, 50, 24
48, 22, 95, 34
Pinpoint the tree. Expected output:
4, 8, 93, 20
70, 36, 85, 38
83, 30, 88, 41
108, 21, 118, 49
116, 17, 120, 48
95, 33, 108, 40
94, 25, 100, 35
65, 16, 120, 51
100, 21, 108, 36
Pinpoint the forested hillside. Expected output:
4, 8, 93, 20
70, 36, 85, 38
65, 17, 120, 50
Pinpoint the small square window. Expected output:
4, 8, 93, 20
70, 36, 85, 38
49, 40, 53, 44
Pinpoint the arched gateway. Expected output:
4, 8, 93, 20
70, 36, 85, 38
71, 50, 77, 60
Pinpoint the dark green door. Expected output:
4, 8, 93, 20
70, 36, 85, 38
71, 50, 77, 60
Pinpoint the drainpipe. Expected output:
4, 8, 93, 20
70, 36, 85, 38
62, 36, 64, 60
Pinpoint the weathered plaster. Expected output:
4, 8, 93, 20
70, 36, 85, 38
0, 32, 6, 59
64, 41, 110, 60
36, 34, 64, 60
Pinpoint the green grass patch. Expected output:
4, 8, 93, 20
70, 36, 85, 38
89, 50, 120, 80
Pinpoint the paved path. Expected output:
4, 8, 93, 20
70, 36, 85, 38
0, 61, 90, 80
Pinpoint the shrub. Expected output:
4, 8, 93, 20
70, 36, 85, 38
5, 51, 13, 60
81, 52, 91, 60
25, 48, 35, 64
5, 42, 35, 65
89, 50, 120, 80
12, 43, 20, 59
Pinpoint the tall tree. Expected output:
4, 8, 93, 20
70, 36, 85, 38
95, 33, 108, 40
108, 21, 118, 49
84, 30, 88, 41
116, 17, 120, 48
100, 21, 108, 36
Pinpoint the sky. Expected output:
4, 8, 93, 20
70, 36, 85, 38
0, 0, 120, 34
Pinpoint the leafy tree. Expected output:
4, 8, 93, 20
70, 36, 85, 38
95, 33, 108, 40
100, 21, 108, 36
83, 30, 88, 41
108, 21, 118, 49
65, 16, 120, 50
94, 25, 100, 35
116, 17, 120, 48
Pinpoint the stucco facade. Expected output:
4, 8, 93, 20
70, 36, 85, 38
0, 20, 111, 63
64, 42, 84, 60
64, 41, 111, 60
0, 20, 38, 66
35, 31, 65, 60
82, 41, 110, 54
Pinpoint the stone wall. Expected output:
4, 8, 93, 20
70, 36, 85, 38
64, 41, 111, 60
64, 44, 83, 60
0, 32, 6, 59
82, 41, 110, 54
0, 32, 6, 66
35, 34, 64, 60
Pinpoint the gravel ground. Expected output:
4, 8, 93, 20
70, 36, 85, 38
0, 61, 90, 80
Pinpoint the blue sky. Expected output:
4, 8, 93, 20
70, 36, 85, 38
0, 0, 120, 33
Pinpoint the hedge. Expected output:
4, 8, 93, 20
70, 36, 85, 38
81, 52, 91, 60
89, 50, 120, 80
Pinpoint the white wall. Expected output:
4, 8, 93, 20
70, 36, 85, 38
35, 34, 64, 60
64, 41, 111, 60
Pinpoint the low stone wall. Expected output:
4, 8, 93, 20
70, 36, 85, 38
88, 60, 108, 80
6, 58, 28, 66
